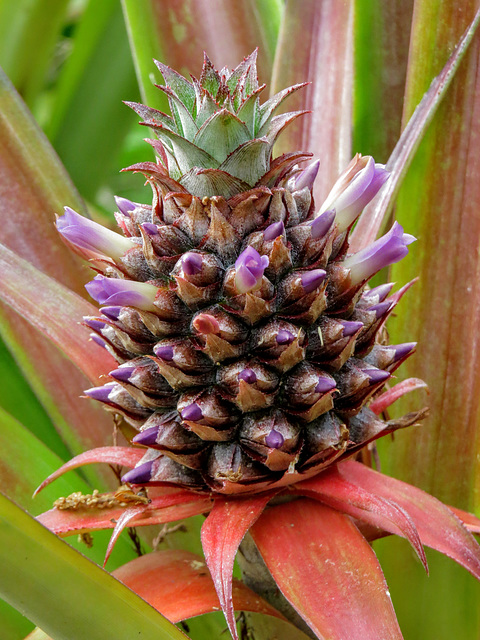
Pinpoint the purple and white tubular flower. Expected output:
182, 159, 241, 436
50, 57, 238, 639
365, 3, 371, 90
234, 246, 269, 294
56, 207, 134, 260
85, 274, 159, 311
319, 155, 390, 232
343, 222, 416, 285
291, 159, 320, 192
114, 196, 137, 217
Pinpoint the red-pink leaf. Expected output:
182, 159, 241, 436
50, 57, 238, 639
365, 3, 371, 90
293, 466, 427, 571
251, 498, 403, 639
34, 447, 145, 496
350, 8, 480, 251
370, 378, 428, 415
105, 506, 148, 566
0, 243, 116, 383
338, 461, 480, 580
449, 506, 480, 535
38, 490, 213, 536
201, 493, 274, 640
113, 549, 285, 623
270, 0, 353, 204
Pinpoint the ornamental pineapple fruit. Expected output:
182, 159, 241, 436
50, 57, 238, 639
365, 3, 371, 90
57, 51, 418, 495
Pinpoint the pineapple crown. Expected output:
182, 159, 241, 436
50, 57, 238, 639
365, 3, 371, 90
126, 49, 308, 198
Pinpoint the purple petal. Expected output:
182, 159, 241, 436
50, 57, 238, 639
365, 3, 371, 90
57, 207, 132, 259
310, 209, 335, 239
365, 283, 394, 302
339, 320, 363, 337
265, 429, 284, 449
181, 252, 203, 276
392, 342, 417, 362
276, 329, 295, 345
315, 377, 337, 394
110, 366, 135, 382
294, 160, 320, 192
90, 334, 107, 348
85, 275, 158, 311
132, 426, 160, 446
238, 368, 257, 384
234, 246, 269, 294
142, 223, 159, 236
365, 369, 391, 385
263, 221, 285, 241
115, 196, 137, 217
101, 306, 122, 321
84, 384, 115, 403
181, 403, 203, 421
368, 301, 393, 319
321, 157, 390, 232
83, 318, 106, 332
300, 269, 327, 293
343, 222, 416, 284
122, 460, 154, 484
154, 345, 174, 361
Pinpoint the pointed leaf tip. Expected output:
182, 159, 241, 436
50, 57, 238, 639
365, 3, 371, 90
201, 493, 274, 640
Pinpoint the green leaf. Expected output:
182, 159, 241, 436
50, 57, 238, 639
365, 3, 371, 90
0, 406, 137, 565
375, 2, 480, 637
0, 493, 187, 640
194, 110, 251, 164
353, 0, 414, 163
0, 66, 116, 464
350, 7, 480, 251
0, 243, 116, 385
0, 0, 69, 108
46, 0, 140, 202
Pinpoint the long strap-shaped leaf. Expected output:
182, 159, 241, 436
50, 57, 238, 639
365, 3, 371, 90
34, 446, 145, 496
294, 466, 427, 571
114, 549, 284, 623
39, 490, 213, 537
350, 7, 480, 250
337, 461, 480, 580
0, 242, 116, 383
270, 0, 353, 204
251, 498, 403, 640
201, 493, 274, 640
24, 548, 286, 640
0, 492, 187, 640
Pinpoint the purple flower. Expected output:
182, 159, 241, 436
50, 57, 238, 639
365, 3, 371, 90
310, 209, 335, 239
56, 207, 133, 259
263, 221, 285, 241
114, 196, 137, 217
85, 275, 158, 310
320, 155, 390, 232
343, 222, 416, 285
291, 159, 320, 192
234, 246, 269, 294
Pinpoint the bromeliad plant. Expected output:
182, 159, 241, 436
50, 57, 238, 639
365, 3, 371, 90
1, 3, 480, 640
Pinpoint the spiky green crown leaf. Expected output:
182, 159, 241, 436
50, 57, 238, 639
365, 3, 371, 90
126, 50, 308, 197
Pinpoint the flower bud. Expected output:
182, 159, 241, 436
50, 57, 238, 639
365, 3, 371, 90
85, 275, 159, 311
56, 207, 134, 260
342, 222, 416, 285
234, 246, 269, 294
320, 155, 390, 232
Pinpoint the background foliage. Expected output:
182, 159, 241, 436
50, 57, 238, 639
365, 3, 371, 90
0, 1, 479, 638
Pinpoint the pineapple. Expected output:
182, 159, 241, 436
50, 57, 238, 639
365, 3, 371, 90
57, 51, 417, 495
